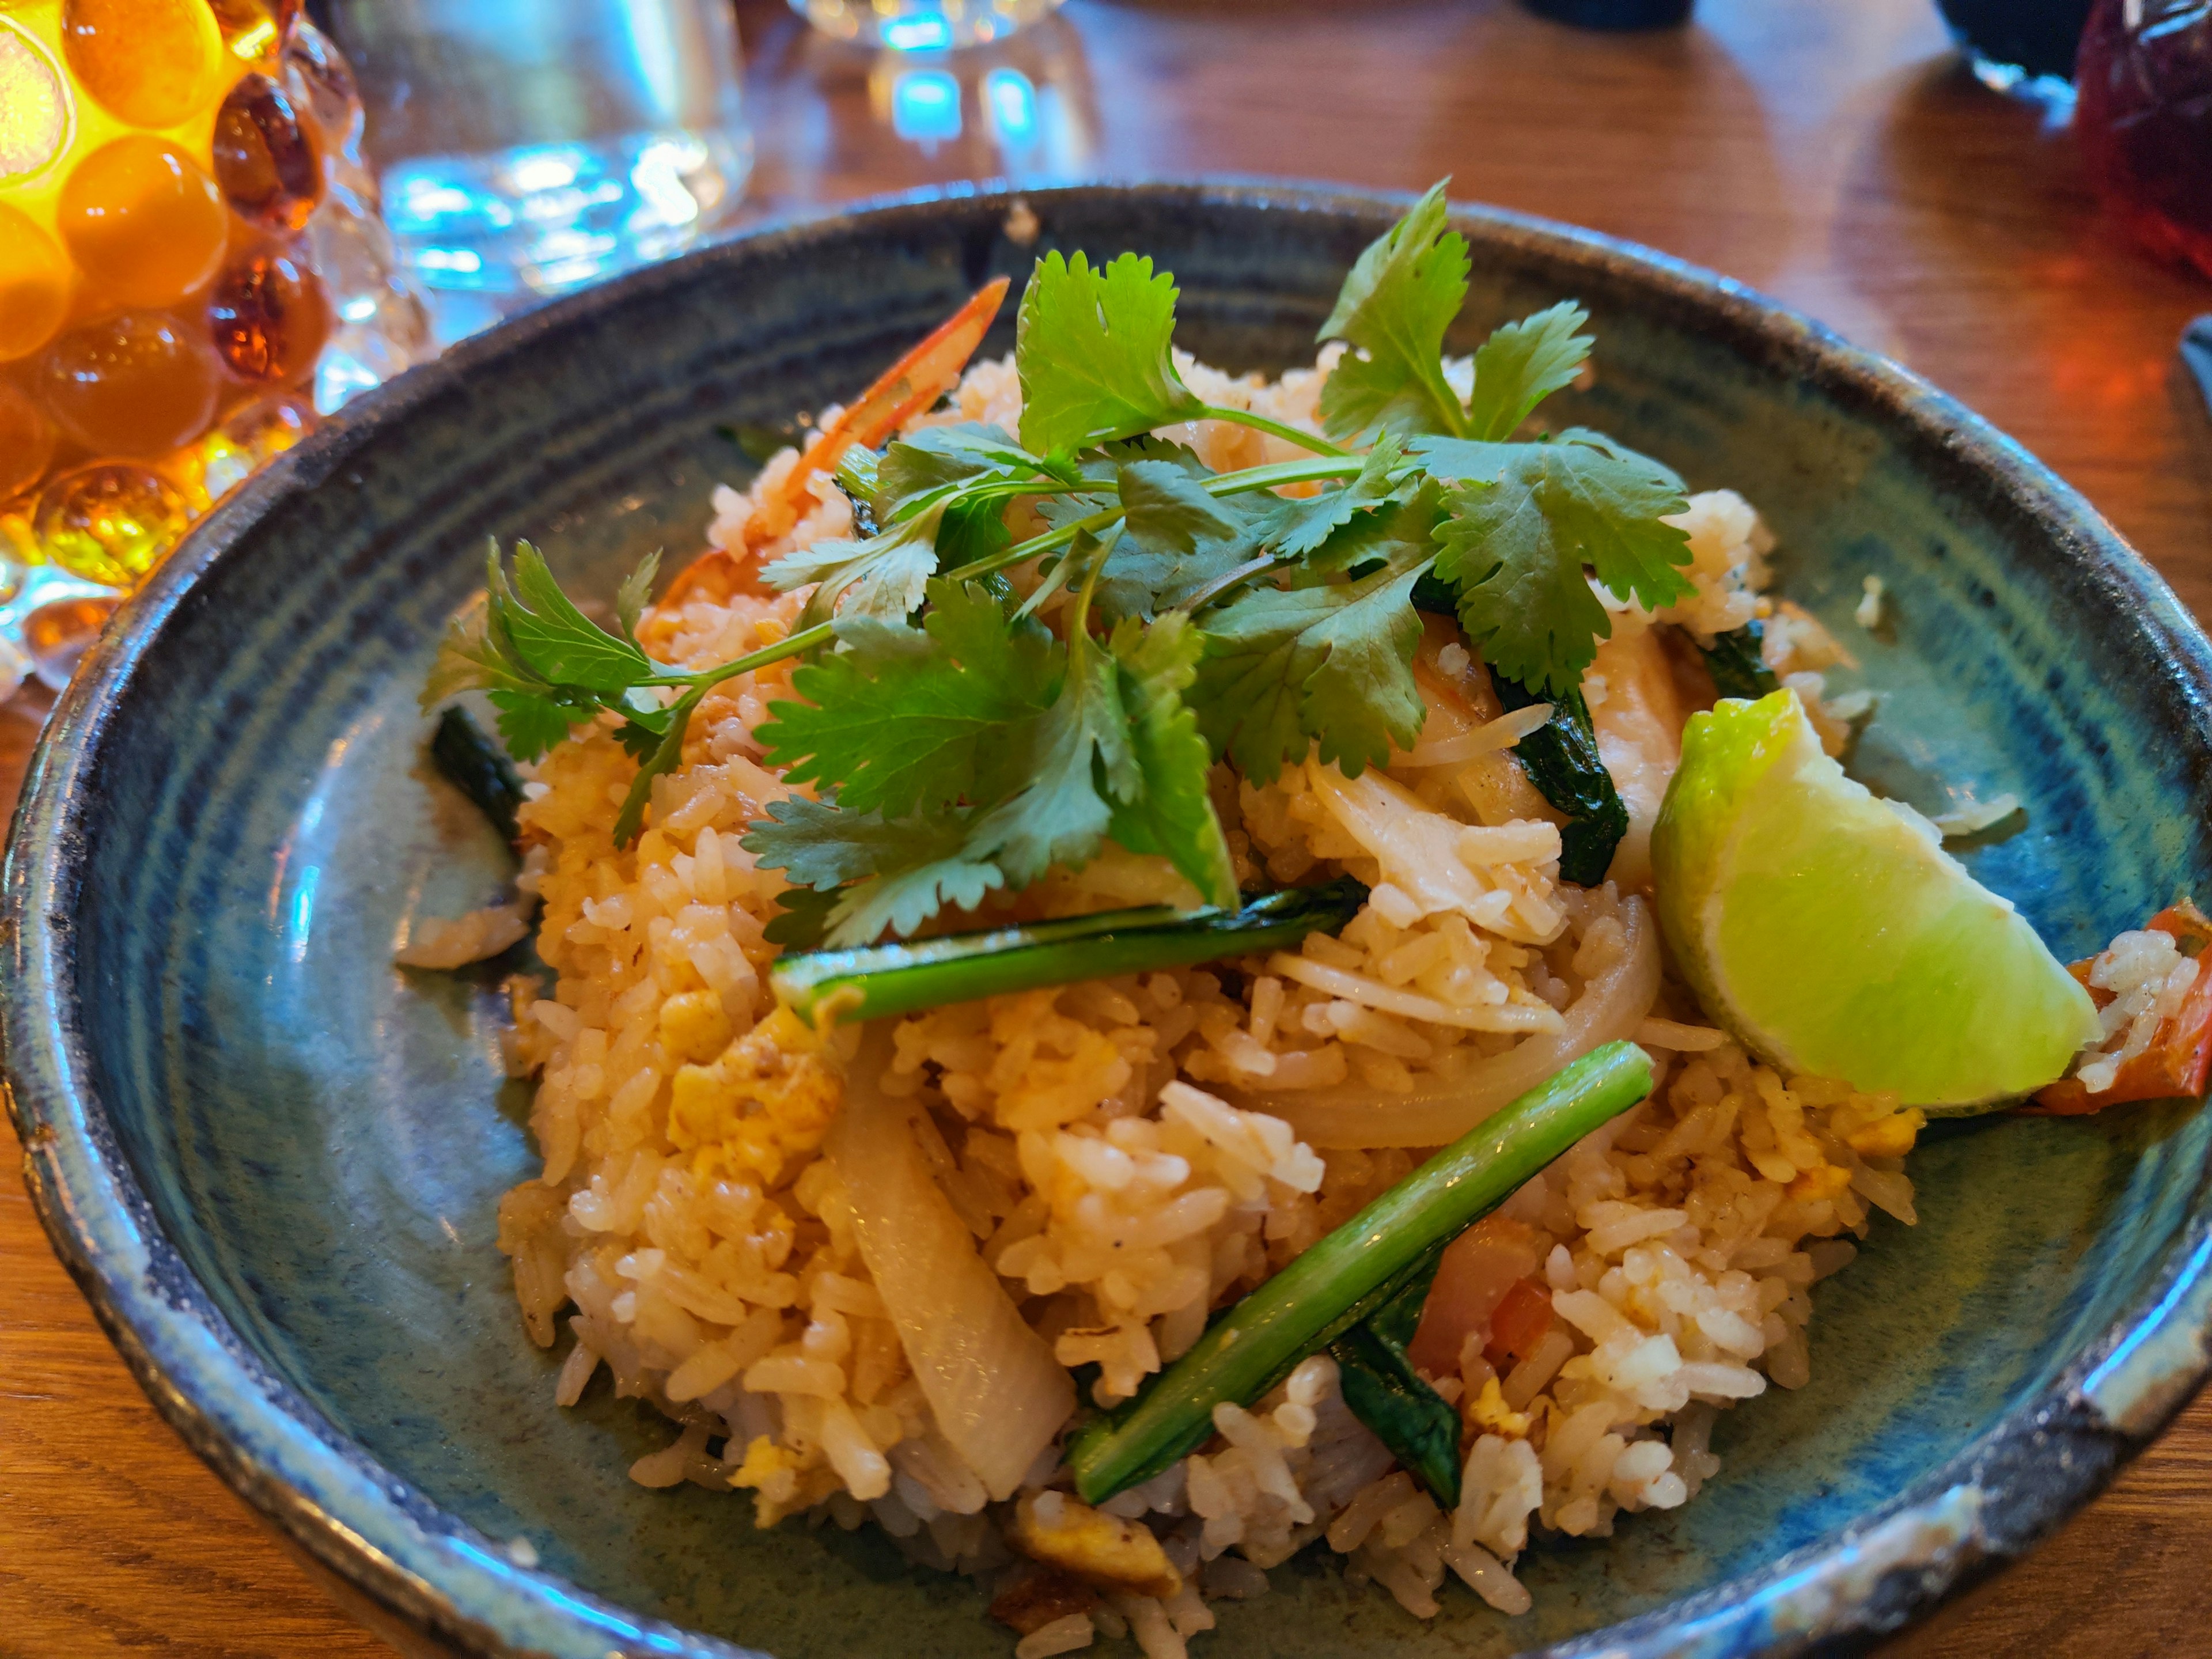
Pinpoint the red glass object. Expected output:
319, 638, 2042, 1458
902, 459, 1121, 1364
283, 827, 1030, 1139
207, 249, 331, 382
2077, 0, 2212, 282
211, 72, 323, 232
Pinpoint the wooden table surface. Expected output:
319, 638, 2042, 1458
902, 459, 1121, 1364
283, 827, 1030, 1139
6, 0, 2212, 1652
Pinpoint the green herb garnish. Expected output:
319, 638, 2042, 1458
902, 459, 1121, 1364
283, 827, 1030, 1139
426, 181, 1698, 944
1491, 675, 1629, 887
1701, 619, 1780, 700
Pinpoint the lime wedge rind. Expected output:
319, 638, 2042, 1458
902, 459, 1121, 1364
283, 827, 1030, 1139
1652, 690, 2099, 1112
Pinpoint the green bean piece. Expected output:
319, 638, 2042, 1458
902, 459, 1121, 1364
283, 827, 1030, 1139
772, 878, 1368, 1027
1067, 1041, 1654, 1504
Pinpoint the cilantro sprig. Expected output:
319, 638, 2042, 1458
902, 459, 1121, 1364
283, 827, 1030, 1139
422, 540, 838, 845
425, 181, 1697, 941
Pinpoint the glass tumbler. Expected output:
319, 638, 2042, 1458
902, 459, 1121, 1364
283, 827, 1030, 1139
789, 0, 1068, 52
326, 0, 753, 343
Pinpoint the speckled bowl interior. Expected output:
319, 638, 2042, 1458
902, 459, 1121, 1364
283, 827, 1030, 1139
9, 184, 2212, 1659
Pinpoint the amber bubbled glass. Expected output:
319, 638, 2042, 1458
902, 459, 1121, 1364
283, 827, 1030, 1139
0, 0, 429, 688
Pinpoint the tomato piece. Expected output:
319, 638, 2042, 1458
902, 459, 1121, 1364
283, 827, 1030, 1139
2028, 898, 2212, 1115
1404, 1214, 1543, 1379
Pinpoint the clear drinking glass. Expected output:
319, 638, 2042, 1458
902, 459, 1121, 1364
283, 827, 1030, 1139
324, 0, 752, 342
1934, 0, 2094, 104
789, 0, 1068, 53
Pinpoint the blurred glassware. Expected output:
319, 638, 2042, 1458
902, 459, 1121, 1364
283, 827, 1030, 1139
790, 0, 1066, 52
756, 12, 1093, 202
1934, 0, 2094, 104
2183, 316, 2212, 416
0, 0, 430, 699
1520, 0, 1692, 27
325, 0, 752, 346
2077, 0, 2212, 283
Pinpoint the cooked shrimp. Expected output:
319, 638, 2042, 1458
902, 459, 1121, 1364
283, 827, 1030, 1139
1585, 623, 1692, 891
654, 277, 1012, 620
1400, 616, 1561, 828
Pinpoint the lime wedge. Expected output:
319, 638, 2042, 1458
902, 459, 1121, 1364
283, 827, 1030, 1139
1652, 690, 2099, 1112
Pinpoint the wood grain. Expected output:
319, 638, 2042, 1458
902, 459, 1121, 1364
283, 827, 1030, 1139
5, 0, 2211, 1652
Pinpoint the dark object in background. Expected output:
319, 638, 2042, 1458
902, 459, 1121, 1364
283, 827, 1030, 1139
1521, 0, 1691, 29
2184, 318, 2212, 419
2078, 0, 2212, 284
1934, 0, 2094, 87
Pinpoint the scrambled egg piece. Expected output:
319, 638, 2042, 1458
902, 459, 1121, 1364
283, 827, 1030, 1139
730, 1434, 841, 1528
1786, 1162, 1853, 1203
1466, 1374, 1532, 1441
1010, 1491, 1182, 1599
1845, 1108, 1925, 1160
659, 988, 733, 1065
668, 1005, 843, 1187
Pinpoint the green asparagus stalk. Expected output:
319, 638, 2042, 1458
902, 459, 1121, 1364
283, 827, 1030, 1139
772, 878, 1368, 1027
1067, 1040, 1654, 1504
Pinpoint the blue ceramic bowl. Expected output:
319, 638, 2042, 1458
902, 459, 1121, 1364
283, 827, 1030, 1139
8, 183, 2212, 1659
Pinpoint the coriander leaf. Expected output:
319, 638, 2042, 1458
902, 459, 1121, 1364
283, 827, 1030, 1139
975, 628, 1135, 887
1108, 613, 1238, 908
495, 540, 659, 691
743, 796, 1005, 946
614, 550, 662, 645
877, 423, 1046, 522
1263, 431, 1410, 566
1017, 250, 1203, 456
757, 578, 1059, 817
1419, 430, 1693, 695
763, 884, 840, 949
829, 839, 1006, 947
613, 683, 703, 846
835, 443, 881, 506
1194, 553, 1430, 785
1074, 441, 1271, 622
1118, 456, 1243, 554
1435, 483, 1609, 702
1283, 473, 1443, 588
1317, 182, 1471, 443
488, 688, 582, 762
935, 492, 1013, 570
613, 712, 671, 762
1464, 301, 1591, 442
744, 794, 911, 889
763, 503, 944, 630
421, 603, 537, 709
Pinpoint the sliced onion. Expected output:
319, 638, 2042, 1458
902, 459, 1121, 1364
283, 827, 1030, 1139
1237, 895, 1662, 1147
1393, 703, 1553, 768
827, 1032, 1074, 1499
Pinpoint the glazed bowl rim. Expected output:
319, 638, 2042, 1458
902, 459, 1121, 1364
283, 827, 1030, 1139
6, 177, 2211, 1659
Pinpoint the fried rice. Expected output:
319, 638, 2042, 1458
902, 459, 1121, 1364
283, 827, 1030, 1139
487, 349, 1926, 1657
